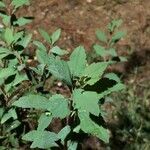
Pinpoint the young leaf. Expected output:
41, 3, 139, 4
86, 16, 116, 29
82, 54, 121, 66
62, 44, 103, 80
18, 34, 32, 48
96, 30, 107, 43
51, 29, 61, 45
111, 31, 126, 43
37, 113, 52, 131
12, 0, 30, 9
58, 125, 71, 144
73, 89, 100, 116
99, 83, 125, 99
33, 40, 47, 51
78, 111, 109, 143
82, 62, 109, 85
51, 46, 68, 56
14, 17, 32, 26
108, 19, 123, 32
4, 28, 14, 45
104, 73, 121, 82
1, 109, 17, 124
94, 44, 107, 57
22, 130, 58, 149
39, 28, 51, 43
68, 46, 87, 77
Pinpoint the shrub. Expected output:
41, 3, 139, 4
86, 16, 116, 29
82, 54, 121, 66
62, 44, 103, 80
0, 0, 125, 149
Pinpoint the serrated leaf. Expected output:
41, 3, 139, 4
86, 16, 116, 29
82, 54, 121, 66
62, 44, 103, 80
39, 28, 51, 43
82, 62, 109, 85
37, 113, 52, 131
13, 94, 48, 109
68, 46, 87, 77
14, 17, 32, 26
51, 46, 68, 56
51, 29, 61, 45
111, 31, 126, 43
73, 89, 100, 116
47, 94, 70, 119
12, 0, 30, 9
78, 111, 109, 143
48, 58, 72, 86
22, 130, 58, 149
4, 28, 14, 45
96, 30, 107, 43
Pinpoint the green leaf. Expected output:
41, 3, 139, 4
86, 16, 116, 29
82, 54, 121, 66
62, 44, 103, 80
58, 125, 71, 144
47, 94, 70, 119
39, 28, 51, 43
48, 58, 72, 86
73, 89, 100, 116
4, 28, 14, 45
12, 0, 30, 9
108, 19, 123, 32
82, 62, 109, 85
7, 120, 21, 132
0, 14, 10, 26
13, 73, 28, 86
51, 29, 61, 45
0, 2, 5, 8
22, 130, 58, 149
68, 46, 87, 77
14, 31, 24, 43
111, 31, 126, 43
107, 48, 117, 57
99, 83, 125, 99
18, 34, 32, 48
36, 49, 49, 64
78, 111, 109, 143
94, 44, 107, 57
96, 30, 107, 43
1, 109, 17, 124
51, 46, 68, 56
13, 94, 48, 109
37, 113, 52, 131
104, 73, 121, 82
14, 17, 32, 26
33, 40, 47, 51
0, 67, 16, 79
68, 141, 78, 150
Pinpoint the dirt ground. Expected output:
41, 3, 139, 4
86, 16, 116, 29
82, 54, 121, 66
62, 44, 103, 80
19, 0, 150, 75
